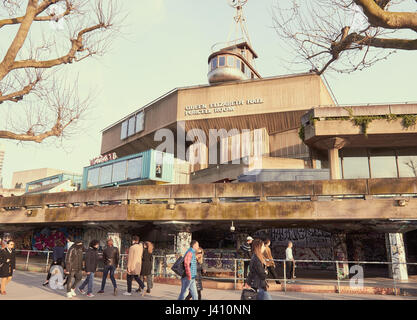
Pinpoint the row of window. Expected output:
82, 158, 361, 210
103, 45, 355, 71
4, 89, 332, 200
86, 156, 143, 187
121, 111, 144, 140
209, 55, 255, 79
336, 148, 417, 179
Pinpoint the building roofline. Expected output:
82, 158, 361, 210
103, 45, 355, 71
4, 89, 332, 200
100, 72, 318, 133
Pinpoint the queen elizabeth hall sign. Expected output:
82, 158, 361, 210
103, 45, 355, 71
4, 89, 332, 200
184, 98, 264, 116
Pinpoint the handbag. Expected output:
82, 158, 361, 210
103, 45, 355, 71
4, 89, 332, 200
241, 287, 257, 300
171, 255, 185, 277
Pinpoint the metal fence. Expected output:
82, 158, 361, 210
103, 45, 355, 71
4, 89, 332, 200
14, 250, 417, 295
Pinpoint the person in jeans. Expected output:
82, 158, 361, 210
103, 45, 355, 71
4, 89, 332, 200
78, 240, 99, 297
98, 238, 119, 296
178, 240, 199, 300
285, 241, 295, 283
238, 236, 253, 283
123, 235, 145, 296
247, 239, 272, 300
43, 240, 65, 287
185, 247, 205, 300
64, 240, 84, 299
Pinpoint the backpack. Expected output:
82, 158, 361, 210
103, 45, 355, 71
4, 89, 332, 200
171, 255, 185, 277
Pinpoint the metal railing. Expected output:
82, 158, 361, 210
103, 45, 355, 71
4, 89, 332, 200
14, 249, 417, 295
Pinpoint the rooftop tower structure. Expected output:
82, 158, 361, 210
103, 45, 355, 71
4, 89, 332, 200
207, 0, 260, 84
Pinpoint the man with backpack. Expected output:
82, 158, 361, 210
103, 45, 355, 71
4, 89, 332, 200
177, 240, 199, 300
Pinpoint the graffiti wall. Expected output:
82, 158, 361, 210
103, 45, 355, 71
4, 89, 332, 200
254, 228, 334, 270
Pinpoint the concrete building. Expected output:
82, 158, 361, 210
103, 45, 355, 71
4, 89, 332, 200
0, 143, 5, 188
11, 168, 80, 190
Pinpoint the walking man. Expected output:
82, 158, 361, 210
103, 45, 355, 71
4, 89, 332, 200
98, 238, 119, 296
64, 240, 84, 298
78, 240, 99, 297
123, 235, 145, 296
285, 241, 295, 283
178, 240, 199, 300
238, 236, 253, 283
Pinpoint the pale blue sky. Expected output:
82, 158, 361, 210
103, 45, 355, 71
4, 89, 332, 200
1, 0, 417, 188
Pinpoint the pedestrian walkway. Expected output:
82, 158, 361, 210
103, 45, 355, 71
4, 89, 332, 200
1, 271, 417, 300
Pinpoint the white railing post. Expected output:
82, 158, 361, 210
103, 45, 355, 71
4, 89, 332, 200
25, 250, 30, 271
45, 251, 50, 272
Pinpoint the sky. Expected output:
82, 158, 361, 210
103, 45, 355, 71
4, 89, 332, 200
1, 0, 417, 188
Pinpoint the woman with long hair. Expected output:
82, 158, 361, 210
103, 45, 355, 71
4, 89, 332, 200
185, 247, 204, 300
140, 241, 154, 296
0, 240, 16, 295
247, 239, 272, 300
263, 239, 280, 284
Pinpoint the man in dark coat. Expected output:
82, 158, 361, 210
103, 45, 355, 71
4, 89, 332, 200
64, 240, 84, 299
98, 238, 119, 296
238, 236, 253, 284
78, 240, 99, 297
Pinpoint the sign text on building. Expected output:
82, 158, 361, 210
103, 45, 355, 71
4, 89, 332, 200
90, 152, 118, 166
184, 98, 264, 116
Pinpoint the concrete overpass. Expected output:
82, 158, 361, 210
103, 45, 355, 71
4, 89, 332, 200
1, 178, 417, 234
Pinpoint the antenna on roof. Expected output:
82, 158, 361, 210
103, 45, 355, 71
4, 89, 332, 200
225, 0, 251, 48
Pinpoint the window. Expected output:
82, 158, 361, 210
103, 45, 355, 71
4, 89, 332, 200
369, 149, 398, 178
227, 56, 234, 67
135, 111, 144, 133
112, 161, 127, 182
251, 72, 254, 79
120, 120, 128, 140
99, 164, 112, 185
87, 168, 99, 187
398, 148, 417, 177
211, 57, 217, 70
219, 56, 225, 67
127, 157, 142, 180
241, 62, 245, 74
128, 116, 136, 137
236, 59, 241, 70
155, 151, 163, 179
340, 149, 370, 179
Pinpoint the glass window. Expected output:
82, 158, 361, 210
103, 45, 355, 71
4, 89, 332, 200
155, 151, 163, 179
136, 111, 144, 133
87, 168, 99, 187
128, 116, 135, 137
398, 148, 417, 177
241, 62, 245, 74
236, 59, 241, 70
251, 72, 254, 79
99, 164, 112, 185
369, 149, 398, 178
227, 56, 234, 67
127, 157, 142, 180
341, 149, 370, 179
120, 120, 128, 140
219, 56, 225, 67
112, 161, 127, 182
211, 57, 217, 70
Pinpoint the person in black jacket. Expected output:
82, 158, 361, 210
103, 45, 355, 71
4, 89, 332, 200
64, 240, 84, 299
247, 239, 272, 300
43, 239, 65, 286
139, 241, 154, 295
98, 238, 119, 296
78, 239, 99, 297
185, 247, 205, 300
0, 240, 16, 295
237, 236, 253, 284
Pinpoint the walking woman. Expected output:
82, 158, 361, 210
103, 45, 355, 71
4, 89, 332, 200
263, 239, 280, 284
140, 241, 154, 295
0, 240, 16, 295
247, 239, 272, 300
185, 247, 205, 300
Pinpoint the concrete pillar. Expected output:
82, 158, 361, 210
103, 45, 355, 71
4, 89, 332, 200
176, 232, 192, 256
328, 148, 341, 180
320, 137, 347, 180
332, 233, 349, 279
385, 233, 408, 281
107, 232, 121, 251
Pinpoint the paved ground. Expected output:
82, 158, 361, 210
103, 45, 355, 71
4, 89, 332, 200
1, 271, 416, 300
